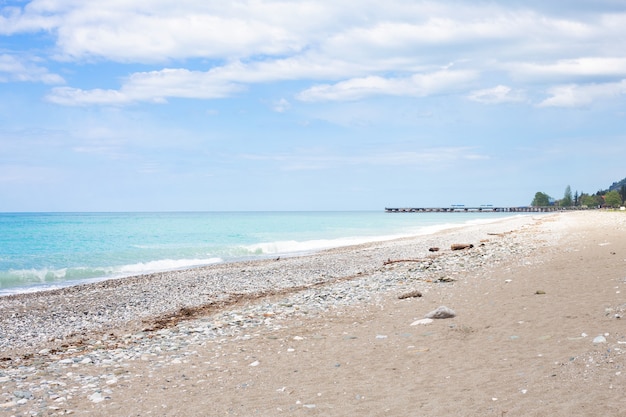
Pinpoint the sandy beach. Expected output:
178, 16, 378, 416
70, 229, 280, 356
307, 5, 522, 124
1, 211, 625, 416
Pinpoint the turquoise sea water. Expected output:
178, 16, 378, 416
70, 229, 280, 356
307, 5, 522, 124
0, 211, 520, 295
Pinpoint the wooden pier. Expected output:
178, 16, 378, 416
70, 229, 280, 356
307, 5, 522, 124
384, 206, 587, 213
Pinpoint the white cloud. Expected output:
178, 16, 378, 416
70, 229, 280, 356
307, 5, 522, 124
47, 60, 476, 105
2, 1, 618, 64
467, 85, 526, 104
3, 1, 330, 61
297, 70, 476, 102
0, 54, 64, 84
509, 57, 626, 81
5, 0, 626, 107
46, 68, 244, 105
538, 80, 626, 108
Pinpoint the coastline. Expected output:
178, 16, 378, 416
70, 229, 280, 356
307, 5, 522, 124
0, 211, 524, 297
1, 211, 625, 416
0, 213, 538, 356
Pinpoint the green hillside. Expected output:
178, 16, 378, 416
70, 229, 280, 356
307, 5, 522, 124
608, 177, 626, 192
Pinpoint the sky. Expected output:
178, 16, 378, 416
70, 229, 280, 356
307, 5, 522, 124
1, 0, 626, 211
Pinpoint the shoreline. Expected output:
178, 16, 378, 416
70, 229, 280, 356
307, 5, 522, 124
1, 213, 540, 356
0, 211, 528, 298
1, 211, 625, 416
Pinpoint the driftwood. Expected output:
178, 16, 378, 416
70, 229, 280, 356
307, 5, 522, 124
487, 230, 515, 236
398, 290, 422, 299
383, 258, 429, 265
428, 247, 440, 252
450, 243, 473, 251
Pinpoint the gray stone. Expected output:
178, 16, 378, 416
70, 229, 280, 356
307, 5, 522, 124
425, 306, 456, 319
13, 390, 33, 399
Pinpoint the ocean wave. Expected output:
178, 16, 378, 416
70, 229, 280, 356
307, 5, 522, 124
243, 234, 414, 255
241, 215, 523, 256
115, 258, 222, 275
0, 257, 223, 295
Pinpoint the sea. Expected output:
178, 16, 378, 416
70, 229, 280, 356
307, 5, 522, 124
0, 211, 522, 296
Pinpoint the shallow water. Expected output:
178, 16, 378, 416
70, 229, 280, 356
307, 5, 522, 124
0, 211, 522, 294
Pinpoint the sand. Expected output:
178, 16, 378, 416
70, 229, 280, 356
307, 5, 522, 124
1, 211, 625, 416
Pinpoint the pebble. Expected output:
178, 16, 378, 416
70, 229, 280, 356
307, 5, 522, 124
88, 392, 105, 403
424, 306, 456, 319
410, 318, 434, 326
593, 335, 607, 344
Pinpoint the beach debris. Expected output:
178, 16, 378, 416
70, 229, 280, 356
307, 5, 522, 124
535, 290, 546, 295
384, 258, 428, 265
425, 306, 456, 319
593, 335, 607, 344
436, 276, 455, 283
398, 290, 422, 299
451, 243, 473, 251
411, 318, 434, 326
428, 247, 440, 252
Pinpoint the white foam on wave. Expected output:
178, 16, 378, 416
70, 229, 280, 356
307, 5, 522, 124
243, 214, 528, 256
244, 237, 373, 255
115, 258, 222, 275
0, 257, 223, 296
244, 231, 428, 256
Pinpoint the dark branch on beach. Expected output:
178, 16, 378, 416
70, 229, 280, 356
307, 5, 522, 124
383, 258, 431, 266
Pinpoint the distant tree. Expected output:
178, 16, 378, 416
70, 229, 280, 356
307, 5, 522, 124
561, 185, 573, 207
531, 192, 551, 207
605, 190, 622, 207
580, 195, 591, 207
581, 194, 601, 207
574, 190, 579, 206
621, 185, 626, 204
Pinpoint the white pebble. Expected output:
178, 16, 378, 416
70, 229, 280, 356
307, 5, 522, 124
88, 392, 104, 403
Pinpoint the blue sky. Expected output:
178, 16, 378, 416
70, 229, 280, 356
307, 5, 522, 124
1, 0, 626, 211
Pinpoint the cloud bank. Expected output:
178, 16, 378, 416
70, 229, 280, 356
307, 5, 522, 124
2, 1, 626, 107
